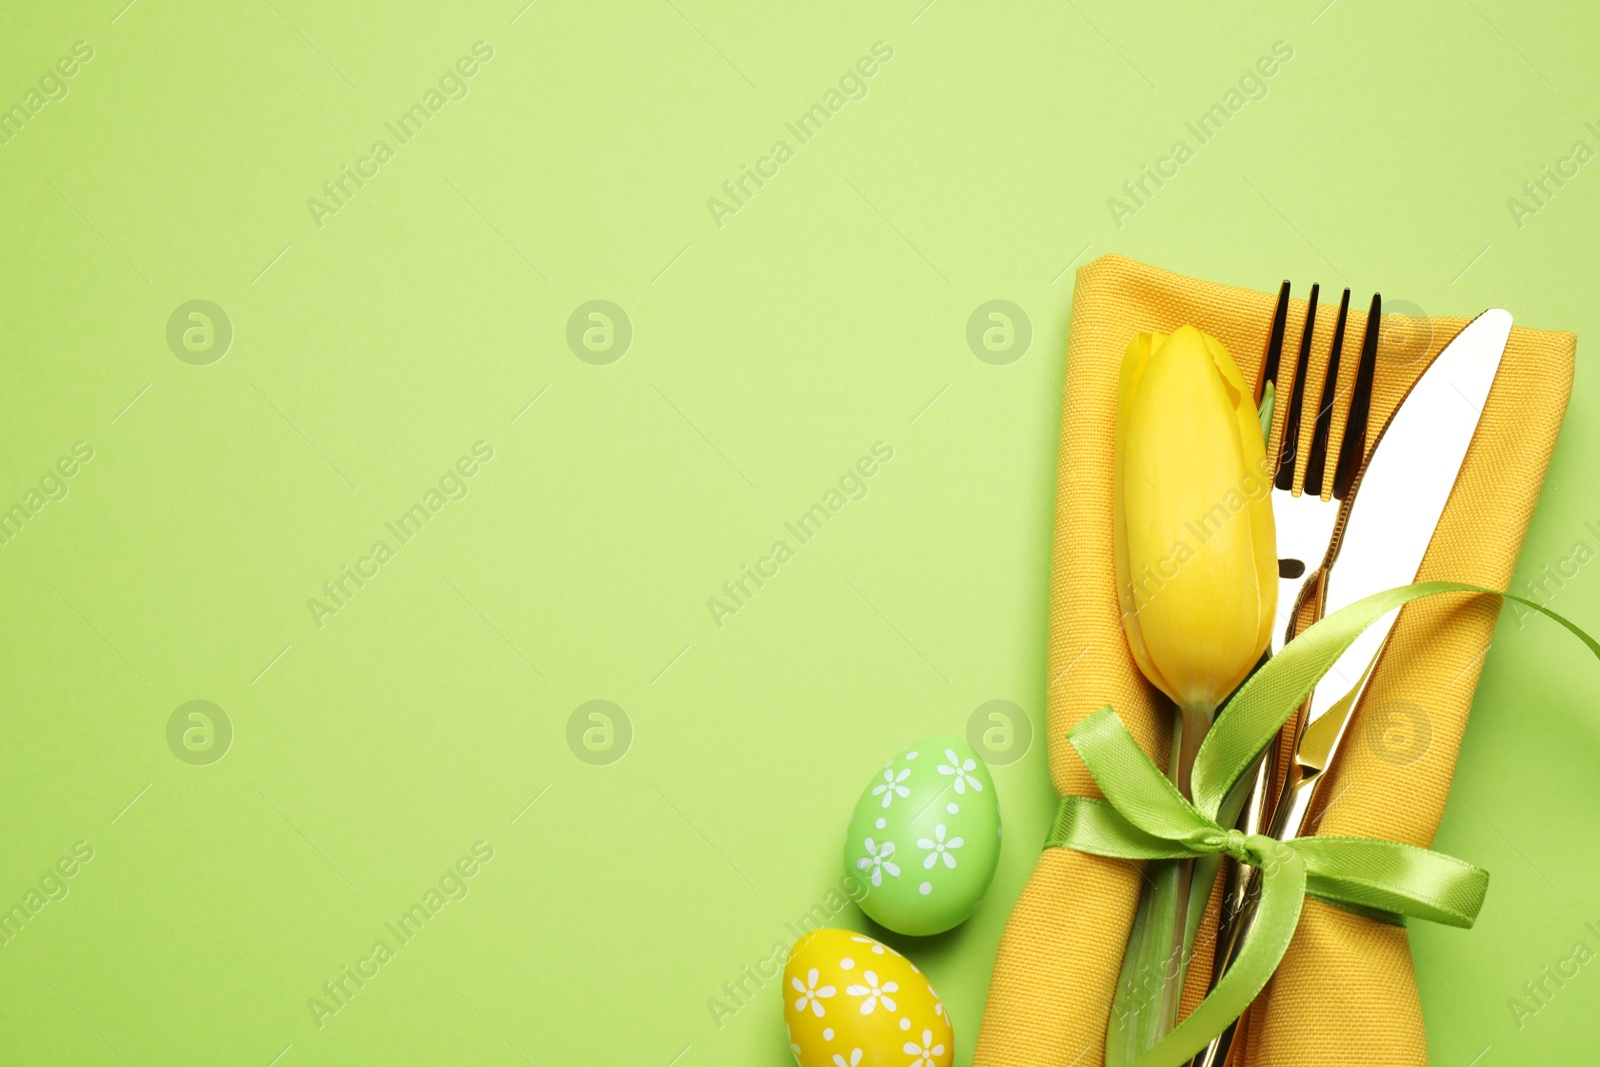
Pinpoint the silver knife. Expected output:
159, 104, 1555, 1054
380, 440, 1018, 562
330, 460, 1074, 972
1286, 306, 1511, 802
1194, 307, 1513, 1067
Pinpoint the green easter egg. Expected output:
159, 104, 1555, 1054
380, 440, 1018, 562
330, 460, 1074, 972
843, 735, 1001, 936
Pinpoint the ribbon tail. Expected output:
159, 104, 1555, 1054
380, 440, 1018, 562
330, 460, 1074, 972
1296, 835, 1489, 929
1047, 797, 1200, 861
1126, 839, 1307, 1067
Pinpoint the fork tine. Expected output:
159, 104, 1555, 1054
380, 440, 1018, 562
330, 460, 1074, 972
1302, 288, 1351, 497
1332, 293, 1383, 499
1257, 280, 1291, 405
1274, 283, 1319, 491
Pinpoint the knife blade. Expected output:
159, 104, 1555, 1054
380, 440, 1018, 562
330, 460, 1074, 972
1270, 306, 1513, 796
1194, 307, 1513, 1067
1306, 307, 1512, 732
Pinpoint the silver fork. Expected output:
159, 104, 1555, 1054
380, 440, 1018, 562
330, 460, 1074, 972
1195, 283, 1382, 1067
1261, 282, 1381, 652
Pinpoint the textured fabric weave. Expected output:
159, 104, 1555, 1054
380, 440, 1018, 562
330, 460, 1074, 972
973, 254, 1575, 1067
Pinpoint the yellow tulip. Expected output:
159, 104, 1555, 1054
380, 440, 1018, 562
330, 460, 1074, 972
1113, 325, 1277, 717
1106, 326, 1279, 1065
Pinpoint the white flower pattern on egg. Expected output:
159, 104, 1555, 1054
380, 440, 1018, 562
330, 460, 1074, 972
904, 1029, 946, 1066
783, 928, 951, 1067
846, 736, 1000, 938
855, 838, 901, 886
872, 765, 912, 808
917, 824, 963, 870
936, 748, 983, 794
849, 934, 888, 955
792, 967, 836, 1017
846, 970, 898, 1014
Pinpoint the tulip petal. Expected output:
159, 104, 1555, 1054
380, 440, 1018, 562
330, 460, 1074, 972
1204, 332, 1279, 672
1114, 331, 1178, 700
1120, 326, 1272, 711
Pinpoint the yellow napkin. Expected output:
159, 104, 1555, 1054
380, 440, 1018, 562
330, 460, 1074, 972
974, 254, 1575, 1066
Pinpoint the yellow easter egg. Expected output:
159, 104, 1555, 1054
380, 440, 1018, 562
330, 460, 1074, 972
782, 927, 953, 1067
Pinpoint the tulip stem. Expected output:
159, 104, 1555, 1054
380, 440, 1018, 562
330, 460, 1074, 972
1154, 703, 1214, 1039
1105, 702, 1219, 1067
1173, 703, 1213, 800
1258, 380, 1276, 444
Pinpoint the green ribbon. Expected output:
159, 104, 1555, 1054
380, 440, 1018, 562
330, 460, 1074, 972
1046, 580, 1600, 1067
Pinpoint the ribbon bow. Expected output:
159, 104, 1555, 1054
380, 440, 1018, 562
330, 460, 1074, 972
1046, 581, 1600, 1067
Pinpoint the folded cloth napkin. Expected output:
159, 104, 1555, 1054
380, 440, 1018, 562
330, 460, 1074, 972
974, 254, 1575, 1066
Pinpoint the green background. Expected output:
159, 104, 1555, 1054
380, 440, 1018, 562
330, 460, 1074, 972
1, 0, 1596, 1063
